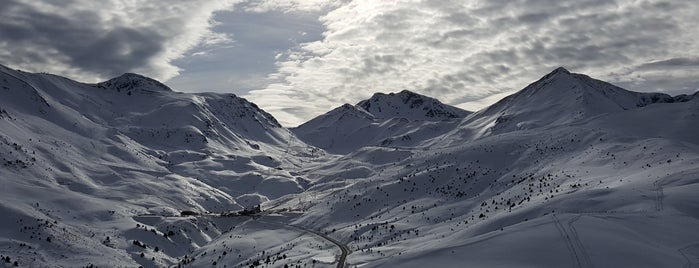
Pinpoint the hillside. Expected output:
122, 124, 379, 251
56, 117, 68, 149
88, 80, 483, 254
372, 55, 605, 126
445, 67, 691, 141
0, 65, 321, 267
1, 66, 698, 267
270, 68, 699, 267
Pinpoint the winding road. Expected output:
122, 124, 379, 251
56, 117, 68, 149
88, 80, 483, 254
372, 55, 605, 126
256, 216, 351, 268
288, 223, 350, 268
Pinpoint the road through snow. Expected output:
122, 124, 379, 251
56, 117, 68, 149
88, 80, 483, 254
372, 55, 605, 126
256, 216, 351, 268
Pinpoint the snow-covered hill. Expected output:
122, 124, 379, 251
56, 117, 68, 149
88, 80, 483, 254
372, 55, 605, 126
448, 67, 693, 141
293, 90, 470, 154
2, 65, 699, 268
270, 68, 699, 267
0, 64, 321, 267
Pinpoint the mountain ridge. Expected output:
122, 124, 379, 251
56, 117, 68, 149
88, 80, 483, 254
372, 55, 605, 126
97, 72, 174, 93
0, 64, 321, 208
459, 67, 695, 139
486, 67, 690, 113
357, 89, 471, 120
1, 64, 699, 267
293, 89, 470, 154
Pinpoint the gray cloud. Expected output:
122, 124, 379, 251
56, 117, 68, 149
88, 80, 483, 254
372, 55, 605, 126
0, 0, 240, 82
638, 58, 699, 69
0, 0, 697, 127
166, 7, 325, 94
245, 0, 699, 126
243, 0, 344, 12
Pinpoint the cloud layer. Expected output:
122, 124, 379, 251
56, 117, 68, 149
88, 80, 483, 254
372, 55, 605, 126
245, 0, 699, 126
243, 0, 344, 12
0, 0, 697, 127
165, 6, 326, 95
0, 0, 240, 82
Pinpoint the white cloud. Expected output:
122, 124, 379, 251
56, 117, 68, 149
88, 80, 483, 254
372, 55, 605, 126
243, 0, 344, 12
245, 0, 699, 126
456, 91, 516, 112
2, 0, 697, 127
0, 0, 242, 82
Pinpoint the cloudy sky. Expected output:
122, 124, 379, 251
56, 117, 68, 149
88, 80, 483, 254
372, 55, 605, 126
1, 0, 698, 126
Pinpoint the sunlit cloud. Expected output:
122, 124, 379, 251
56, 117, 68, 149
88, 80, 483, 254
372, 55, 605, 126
246, 0, 699, 126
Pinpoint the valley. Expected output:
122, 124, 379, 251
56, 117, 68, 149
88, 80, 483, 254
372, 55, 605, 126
1, 65, 698, 267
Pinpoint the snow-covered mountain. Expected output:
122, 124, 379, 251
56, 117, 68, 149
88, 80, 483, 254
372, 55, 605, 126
2, 65, 699, 268
270, 68, 699, 267
357, 90, 470, 120
293, 90, 470, 154
0, 64, 324, 267
449, 67, 693, 141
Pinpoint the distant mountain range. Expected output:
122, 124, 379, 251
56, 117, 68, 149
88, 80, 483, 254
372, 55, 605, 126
293, 89, 470, 154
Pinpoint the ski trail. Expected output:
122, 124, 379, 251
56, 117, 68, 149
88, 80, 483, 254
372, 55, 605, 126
679, 243, 699, 268
653, 179, 664, 212
553, 214, 582, 268
568, 215, 594, 268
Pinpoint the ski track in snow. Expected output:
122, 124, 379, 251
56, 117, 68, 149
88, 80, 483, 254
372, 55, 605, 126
653, 179, 664, 212
679, 243, 699, 268
553, 214, 585, 268
568, 215, 594, 268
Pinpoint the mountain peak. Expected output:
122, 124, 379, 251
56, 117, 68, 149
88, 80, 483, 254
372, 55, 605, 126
357, 90, 470, 120
329, 103, 374, 119
532, 67, 573, 85
97, 73, 172, 92
552, 66, 570, 74
476, 66, 684, 136
339, 103, 357, 110
115, 72, 154, 80
366, 89, 421, 101
396, 89, 419, 96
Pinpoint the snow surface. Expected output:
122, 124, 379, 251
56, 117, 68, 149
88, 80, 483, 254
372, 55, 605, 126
0, 64, 323, 267
2, 65, 699, 267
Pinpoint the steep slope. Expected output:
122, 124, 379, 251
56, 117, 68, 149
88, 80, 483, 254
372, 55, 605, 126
293, 90, 470, 154
0, 65, 319, 267
268, 68, 699, 267
291, 104, 375, 153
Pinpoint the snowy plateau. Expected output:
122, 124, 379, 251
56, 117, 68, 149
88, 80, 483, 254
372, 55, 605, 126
1, 64, 698, 268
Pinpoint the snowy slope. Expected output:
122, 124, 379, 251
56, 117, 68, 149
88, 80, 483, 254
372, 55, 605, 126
2, 65, 699, 268
293, 90, 470, 154
269, 68, 699, 267
0, 65, 319, 200
447, 67, 692, 141
0, 64, 321, 267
